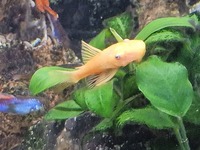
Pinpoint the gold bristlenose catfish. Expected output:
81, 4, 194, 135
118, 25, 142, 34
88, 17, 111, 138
55, 39, 146, 88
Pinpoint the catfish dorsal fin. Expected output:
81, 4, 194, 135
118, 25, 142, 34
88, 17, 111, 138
81, 40, 102, 64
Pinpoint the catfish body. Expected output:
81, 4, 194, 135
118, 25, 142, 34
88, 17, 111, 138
72, 40, 146, 86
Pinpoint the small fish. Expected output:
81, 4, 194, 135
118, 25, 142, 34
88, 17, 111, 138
47, 13, 70, 48
44, 39, 146, 88
0, 93, 43, 115
35, 0, 70, 48
35, 0, 58, 19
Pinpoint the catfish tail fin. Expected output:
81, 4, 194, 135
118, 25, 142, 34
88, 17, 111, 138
29, 66, 78, 95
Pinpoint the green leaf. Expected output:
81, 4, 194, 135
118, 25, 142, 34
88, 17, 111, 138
145, 29, 185, 46
145, 29, 186, 59
73, 87, 88, 110
135, 16, 197, 40
184, 91, 200, 125
117, 106, 175, 129
103, 12, 133, 39
89, 29, 111, 49
109, 28, 123, 42
45, 100, 83, 120
123, 73, 139, 99
29, 66, 75, 95
92, 118, 113, 132
136, 56, 193, 117
176, 33, 200, 84
73, 80, 119, 118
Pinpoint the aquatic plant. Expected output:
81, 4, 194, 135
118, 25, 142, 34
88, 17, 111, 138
29, 12, 200, 149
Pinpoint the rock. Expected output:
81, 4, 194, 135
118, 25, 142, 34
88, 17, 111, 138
55, 112, 101, 150
138, 0, 189, 29
19, 120, 65, 150
55, 112, 154, 150
0, 35, 6, 43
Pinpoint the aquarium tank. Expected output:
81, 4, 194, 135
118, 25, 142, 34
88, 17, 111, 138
1, 0, 200, 150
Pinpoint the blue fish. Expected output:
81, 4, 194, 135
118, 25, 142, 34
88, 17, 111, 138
47, 13, 70, 49
0, 94, 43, 115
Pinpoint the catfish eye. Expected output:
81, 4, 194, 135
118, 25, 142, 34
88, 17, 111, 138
115, 54, 121, 60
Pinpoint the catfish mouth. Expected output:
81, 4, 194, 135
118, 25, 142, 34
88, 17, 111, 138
123, 54, 138, 66
122, 53, 144, 66
120, 59, 134, 67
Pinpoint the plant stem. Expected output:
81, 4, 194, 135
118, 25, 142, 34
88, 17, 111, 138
174, 117, 190, 150
177, 117, 190, 150
110, 93, 142, 120
174, 128, 186, 150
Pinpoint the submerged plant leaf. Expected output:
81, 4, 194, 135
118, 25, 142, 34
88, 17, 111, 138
29, 66, 75, 95
145, 29, 186, 59
103, 12, 133, 39
136, 56, 193, 117
73, 80, 119, 118
176, 33, 200, 84
135, 16, 197, 40
109, 28, 123, 42
45, 100, 83, 120
145, 29, 185, 46
93, 118, 113, 132
117, 106, 175, 129
123, 73, 139, 99
89, 29, 111, 49
73, 87, 88, 110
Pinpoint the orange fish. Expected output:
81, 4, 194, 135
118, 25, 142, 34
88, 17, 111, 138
55, 39, 146, 87
35, 0, 58, 19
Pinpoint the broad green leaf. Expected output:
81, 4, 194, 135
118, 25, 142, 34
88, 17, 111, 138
73, 80, 119, 118
45, 100, 83, 120
73, 87, 88, 110
117, 106, 175, 129
135, 16, 197, 40
136, 56, 193, 117
103, 12, 133, 39
184, 91, 200, 125
89, 29, 111, 49
29, 66, 75, 95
